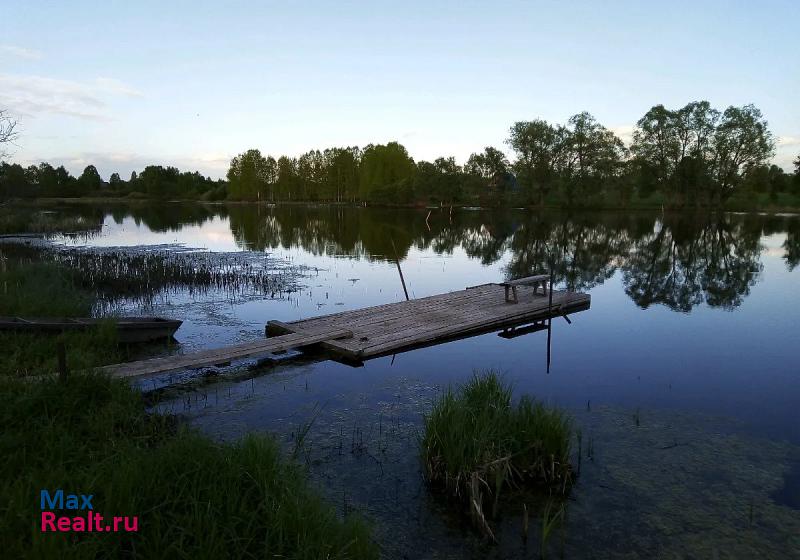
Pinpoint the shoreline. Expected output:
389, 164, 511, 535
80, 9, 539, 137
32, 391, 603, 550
5, 196, 800, 216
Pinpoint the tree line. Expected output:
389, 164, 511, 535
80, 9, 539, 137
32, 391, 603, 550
0, 162, 226, 201
2, 101, 799, 208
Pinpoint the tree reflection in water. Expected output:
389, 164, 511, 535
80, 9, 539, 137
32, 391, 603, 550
51, 202, 797, 312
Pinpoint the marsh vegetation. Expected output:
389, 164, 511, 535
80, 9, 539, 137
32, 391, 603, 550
1, 241, 305, 314
421, 372, 572, 540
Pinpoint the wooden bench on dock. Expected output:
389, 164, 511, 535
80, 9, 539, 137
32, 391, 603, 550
500, 274, 550, 303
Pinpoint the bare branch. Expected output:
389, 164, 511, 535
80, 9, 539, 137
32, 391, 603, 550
0, 109, 20, 160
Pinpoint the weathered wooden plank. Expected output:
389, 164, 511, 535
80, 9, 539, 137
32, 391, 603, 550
357, 295, 586, 349
269, 285, 589, 360
327, 290, 577, 348
357, 297, 589, 357
104, 328, 353, 379
287, 284, 496, 330
267, 320, 363, 360
290, 284, 540, 334
300, 292, 578, 347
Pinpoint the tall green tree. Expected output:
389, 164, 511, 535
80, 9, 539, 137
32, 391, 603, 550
0, 162, 30, 198
77, 165, 103, 195
631, 104, 681, 188
559, 112, 626, 205
323, 147, 360, 202
54, 166, 75, 196
109, 172, 123, 191
36, 163, 59, 197
464, 147, 512, 205
709, 104, 775, 203
297, 150, 326, 201
358, 142, 415, 202
414, 157, 463, 204
139, 166, 179, 198
275, 156, 299, 200
632, 101, 774, 206
465, 147, 509, 181
227, 149, 270, 200
507, 121, 562, 205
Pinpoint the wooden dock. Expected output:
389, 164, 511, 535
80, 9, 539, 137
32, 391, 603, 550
104, 282, 590, 380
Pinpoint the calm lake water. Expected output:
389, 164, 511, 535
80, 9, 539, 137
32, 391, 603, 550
34, 203, 800, 557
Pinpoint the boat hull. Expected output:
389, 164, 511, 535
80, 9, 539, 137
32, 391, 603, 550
0, 317, 182, 343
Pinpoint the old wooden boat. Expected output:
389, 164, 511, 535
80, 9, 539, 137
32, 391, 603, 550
0, 316, 182, 343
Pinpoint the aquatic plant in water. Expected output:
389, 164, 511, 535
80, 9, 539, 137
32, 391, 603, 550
0, 242, 306, 311
420, 371, 572, 540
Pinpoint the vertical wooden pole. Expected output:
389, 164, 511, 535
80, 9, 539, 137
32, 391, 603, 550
57, 341, 68, 382
390, 238, 410, 301
546, 261, 554, 373
546, 317, 552, 374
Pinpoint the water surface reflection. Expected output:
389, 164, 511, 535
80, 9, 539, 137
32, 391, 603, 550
29, 202, 799, 557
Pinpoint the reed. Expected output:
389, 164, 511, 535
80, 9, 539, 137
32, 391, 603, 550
420, 371, 573, 538
2, 243, 304, 311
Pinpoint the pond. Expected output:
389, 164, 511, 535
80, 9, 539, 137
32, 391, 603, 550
16, 202, 800, 558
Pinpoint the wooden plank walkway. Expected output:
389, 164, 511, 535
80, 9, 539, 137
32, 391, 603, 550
103, 328, 353, 378
267, 283, 590, 361
104, 282, 589, 380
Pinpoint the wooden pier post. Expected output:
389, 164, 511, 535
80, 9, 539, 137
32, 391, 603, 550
546, 263, 554, 373
390, 238, 410, 301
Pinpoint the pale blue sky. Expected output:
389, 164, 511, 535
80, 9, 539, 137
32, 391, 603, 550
2, 0, 798, 179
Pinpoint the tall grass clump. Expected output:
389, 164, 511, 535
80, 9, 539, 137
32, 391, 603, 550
421, 371, 572, 539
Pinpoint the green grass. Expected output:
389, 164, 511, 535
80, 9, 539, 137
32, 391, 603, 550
0, 258, 377, 559
0, 260, 92, 316
0, 374, 376, 559
421, 371, 572, 539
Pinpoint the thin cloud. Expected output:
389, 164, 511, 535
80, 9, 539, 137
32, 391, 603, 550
777, 136, 800, 147
0, 73, 143, 122
94, 77, 144, 98
0, 45, 43, 60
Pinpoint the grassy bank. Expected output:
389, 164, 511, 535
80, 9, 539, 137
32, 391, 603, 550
421, 372, 572, 540
0, 258, 377, 559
